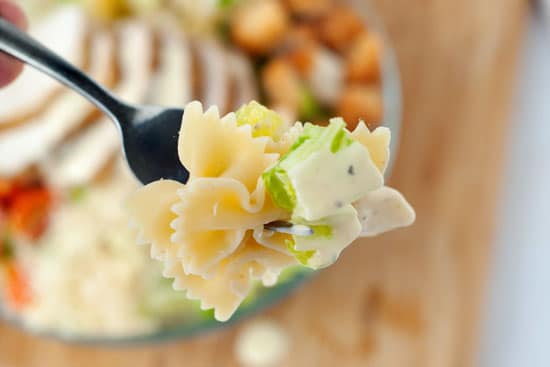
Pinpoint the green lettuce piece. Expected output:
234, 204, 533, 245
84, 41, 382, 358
262, 119, 354, 212
235, 101, 285, 140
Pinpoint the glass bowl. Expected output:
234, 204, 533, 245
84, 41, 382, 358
0, 0, 401, 344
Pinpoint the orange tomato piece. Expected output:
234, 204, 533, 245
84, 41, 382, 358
9, 188, 52, 240
4, 262, 31, 310
0, 179, 16, 205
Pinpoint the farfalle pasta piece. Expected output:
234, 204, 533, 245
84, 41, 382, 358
164, 236, 295, 321
170, 178, 286, 277
252, 227, 294, 256
126, 179, 182, 260
171, 178, 284, 232
178, 101, 279, 191
351, 121, 391, 173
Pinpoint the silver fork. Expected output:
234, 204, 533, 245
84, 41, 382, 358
0, 18, 311, 236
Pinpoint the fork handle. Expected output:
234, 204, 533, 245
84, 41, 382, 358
0, 18, 133, 124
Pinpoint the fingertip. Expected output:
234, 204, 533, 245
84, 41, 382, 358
0, 54, 24, 87
0, 1, 28, 87
0, 0, 28, 30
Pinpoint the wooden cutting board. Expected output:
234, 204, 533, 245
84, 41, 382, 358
0, 0, 528, 366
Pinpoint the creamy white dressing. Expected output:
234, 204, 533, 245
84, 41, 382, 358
294, 204, 361, 268
354, 186, 416, 237
288, 141, 383, 221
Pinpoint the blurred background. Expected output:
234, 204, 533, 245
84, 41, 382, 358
0, 0, 547, 366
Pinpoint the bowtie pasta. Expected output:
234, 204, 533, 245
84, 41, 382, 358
126, 101, 415, 321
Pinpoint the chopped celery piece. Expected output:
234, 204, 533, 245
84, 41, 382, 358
285, 222, 331, 265
276, 119, 354, 173
330, 127, 354, 153
291, 220, 333, 239
285, 238, 315, 265
311, 224, 332, 238
235, 101, 285, 139
261, 167, 296, 211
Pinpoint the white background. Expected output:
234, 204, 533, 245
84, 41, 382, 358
477, 14, 550, 367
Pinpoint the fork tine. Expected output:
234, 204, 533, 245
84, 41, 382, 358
264, 221, 314, 236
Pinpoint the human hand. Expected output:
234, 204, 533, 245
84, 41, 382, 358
0, 0, 28, 87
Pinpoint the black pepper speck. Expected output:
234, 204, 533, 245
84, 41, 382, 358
348, 165, 355, 175
335, 201, 343, 208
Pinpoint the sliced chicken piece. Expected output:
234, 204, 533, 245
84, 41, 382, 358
0, 6, 89, 128
194, 39, 229, 113
42, 22, 155, 188
226, 50, 258, 111
0, 30, 116, 177
147, 32, 192, 106
42, 121, 119, 188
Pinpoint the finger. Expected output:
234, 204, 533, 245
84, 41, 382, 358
0, 1, 28, 87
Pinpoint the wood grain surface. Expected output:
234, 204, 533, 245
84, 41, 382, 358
0, 0, 528, 366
